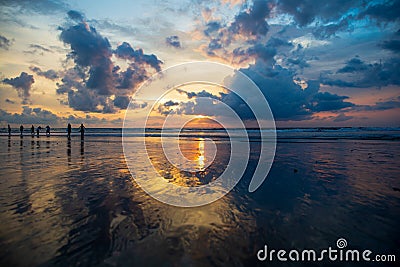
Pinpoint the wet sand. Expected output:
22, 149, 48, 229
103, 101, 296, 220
0, 135, 399, 266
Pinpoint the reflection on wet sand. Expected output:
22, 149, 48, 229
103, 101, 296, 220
67, 139, 71, 164
146, 137, 230, 187
0, 136, 399, 266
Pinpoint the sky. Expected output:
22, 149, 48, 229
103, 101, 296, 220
0, 0, 399, 128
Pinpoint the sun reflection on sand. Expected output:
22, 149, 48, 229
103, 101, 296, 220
197, 138, 205, 170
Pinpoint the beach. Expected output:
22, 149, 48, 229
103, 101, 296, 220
0, 128, 399, 266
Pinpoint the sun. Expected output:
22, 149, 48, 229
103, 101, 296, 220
194, 115, 210, 119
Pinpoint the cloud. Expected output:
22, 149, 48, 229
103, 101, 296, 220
2, 72, 35, 104
0, 106, 61, 125
114, 42, 162, 72
286, 57, 310, 68
323, 57, 400, 88
310, 92, 354, 112
0, 34, 13, 50
275, 0, 363, 27
380, 39, 400, 53
312, 16, 353, 39
24, 44, 52, 55
0, 106, 122, 126
229, 0, 270, 37
363, 97, 400, 111
156, 60, 354, 122
333, 113, 353, 122
336, 57, 368, 73
236, 62, 354, 120
165, 35, 182, 48
164, 100, 179, 107
204, 21, 222, 36
56, 10, 162, 113
0, 0, 68, 15
67, 10, 85, 22
357, 0, 400, 22
113, 95, 130, 109
5, 99, 15, 104
201, 0, 273, 58
59, 13, 114, 95
29, 66, 59, 80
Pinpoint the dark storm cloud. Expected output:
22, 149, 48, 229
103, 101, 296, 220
380, 39, 400, 53
0, 34, 13, 50
29, 66, 59, 80
323, 57, 400, 88
165, 35, 182, 48
114, 42, 162, 72
2, 72, 35, 104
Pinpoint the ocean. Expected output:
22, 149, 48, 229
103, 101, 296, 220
0, 127, 399, 266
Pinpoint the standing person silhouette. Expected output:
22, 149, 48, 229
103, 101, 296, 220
67, 123, 72, 139
31, 125, 35, 137
79, 123, 85, 140
45, 125, 51, 137
36, 126, 42, 137
8, 124, 11, 136
19, 125, 24, 137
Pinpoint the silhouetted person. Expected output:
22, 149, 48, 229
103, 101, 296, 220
67, 123, 72, 139
8, 124, 11, 136
79, 123, 85, 140
36, 126, 42, 137
20, 125, 24, 137
31, 125, 35, 137
46, 125, 50, 137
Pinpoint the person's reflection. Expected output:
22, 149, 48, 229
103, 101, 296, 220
8, 136, 11, 153
67, 139, 71, 164
20, 137, 23, 149
80, 140, 84, 159
46, 140, 50, 154
31, 139, 35, 156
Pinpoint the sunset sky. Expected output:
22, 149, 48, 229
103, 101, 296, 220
1, 0, 399, 127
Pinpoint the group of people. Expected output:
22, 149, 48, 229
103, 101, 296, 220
7, 123, 85, 139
